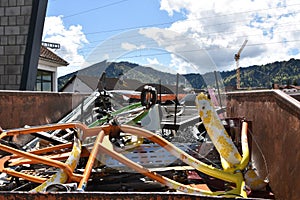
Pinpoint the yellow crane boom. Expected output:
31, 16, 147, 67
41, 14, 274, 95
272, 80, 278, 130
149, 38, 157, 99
235, 40, 248, 89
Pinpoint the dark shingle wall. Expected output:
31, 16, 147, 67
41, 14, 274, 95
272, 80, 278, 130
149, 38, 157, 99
0, 0, 32, 90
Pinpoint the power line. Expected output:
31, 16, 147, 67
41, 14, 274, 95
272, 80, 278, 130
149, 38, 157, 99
46, 5, 300, 46
45, 2, 300, 64
55, 25, 300, 57
63, 37, 300, 66
60, 3, 300, 35
63, 0, 131, 19
49, 14, 300, 54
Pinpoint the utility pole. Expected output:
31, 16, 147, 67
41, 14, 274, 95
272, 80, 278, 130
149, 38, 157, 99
234, 39, 248, 89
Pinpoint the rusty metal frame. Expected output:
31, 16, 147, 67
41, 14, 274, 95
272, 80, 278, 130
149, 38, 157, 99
89, 123, 249, 197
0, 121, 249, 197
0, 123, 95, 184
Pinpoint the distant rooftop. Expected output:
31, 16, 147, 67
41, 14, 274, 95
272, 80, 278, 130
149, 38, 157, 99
40, 45, 69, 66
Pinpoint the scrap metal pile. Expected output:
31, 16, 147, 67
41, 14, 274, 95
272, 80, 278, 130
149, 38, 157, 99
0, 87, 274, 198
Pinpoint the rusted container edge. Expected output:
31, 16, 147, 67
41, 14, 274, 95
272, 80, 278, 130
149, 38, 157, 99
0, 191, 264, 200
226, 89, 300, 118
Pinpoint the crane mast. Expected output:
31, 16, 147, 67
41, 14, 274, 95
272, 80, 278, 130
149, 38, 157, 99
235, 40, 248, 89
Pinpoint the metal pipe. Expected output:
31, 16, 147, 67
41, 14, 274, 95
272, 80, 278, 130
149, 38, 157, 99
214, 70, 223, 110
174, 73, 179, 125
120, 125, 241, 185
97, 135, 215, 196
77, 130, 105, 191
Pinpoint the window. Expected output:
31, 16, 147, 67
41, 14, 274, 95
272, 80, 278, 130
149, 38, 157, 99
36, 70, 53, 91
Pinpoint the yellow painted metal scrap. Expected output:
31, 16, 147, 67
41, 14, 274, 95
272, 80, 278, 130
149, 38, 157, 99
30, 134, 82, 192
119, 124, 248, 197
195, 93, 242, 171
0, 94, 253, 197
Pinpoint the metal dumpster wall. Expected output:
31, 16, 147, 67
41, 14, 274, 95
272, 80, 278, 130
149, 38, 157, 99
0, 91, 86, 129
0, 191, 259, 200
226, 89, 300, 200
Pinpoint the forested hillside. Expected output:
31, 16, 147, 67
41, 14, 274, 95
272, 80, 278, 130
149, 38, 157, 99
221, 58, 300, 88
59, 58, 300, 91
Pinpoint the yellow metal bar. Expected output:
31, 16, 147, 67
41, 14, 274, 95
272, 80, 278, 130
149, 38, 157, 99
195, 93, 242, 168
97, 135, 216, 196
118, 124, 247, 197
218, 121, 250, 173
30, 133, 83, 192
0, 120, 249, 197
236, 121, 250, 171
120, 125, 239, 183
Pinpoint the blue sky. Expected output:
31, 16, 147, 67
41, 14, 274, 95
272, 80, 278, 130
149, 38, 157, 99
46, 0, 184, 43
43, 0, 300, 77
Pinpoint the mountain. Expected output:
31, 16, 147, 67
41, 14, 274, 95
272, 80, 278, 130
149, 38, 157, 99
221, 58, 300, 88
58, 61, 191, 91
58, 58, 300, 91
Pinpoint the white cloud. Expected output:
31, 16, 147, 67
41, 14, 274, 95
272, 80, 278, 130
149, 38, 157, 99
42, 16, 89, 77
139, 27, 218, 74
159, 0, 300, 71
144, 57, 172, 73
146, 57, 159, 65
169, 54, 196, 74
47, 0, 300, 78
121, 42, 146, 51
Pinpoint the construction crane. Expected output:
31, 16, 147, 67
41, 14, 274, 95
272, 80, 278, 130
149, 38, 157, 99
234, 39, 248, 89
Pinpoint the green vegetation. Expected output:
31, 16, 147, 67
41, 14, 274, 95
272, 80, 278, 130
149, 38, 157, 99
58, 58, 300, 91
221, 58, 300, 89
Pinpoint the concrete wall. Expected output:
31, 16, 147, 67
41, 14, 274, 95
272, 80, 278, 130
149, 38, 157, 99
0, 91, 86, 129
226, 89, 300, 200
